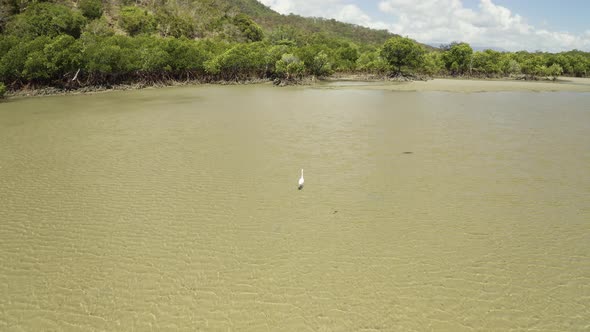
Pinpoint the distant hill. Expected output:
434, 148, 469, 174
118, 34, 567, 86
427, 43, 508, 52
471, 46, 509, 52
206, 0, 399, 45
0, 0, 424, 47
100, 0, 398, 46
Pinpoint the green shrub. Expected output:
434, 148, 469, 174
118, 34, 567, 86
44, 35, 83, 77
134, 36, 170, 72
165, 38, 209, 72
381, 36, 425, 74
264, 45, 290, 73
0, 82, 6, 98
82, 17, 115, 37
356, 50, 388, 74
82, 35, 140, 75
5, 3, 86, 38
309, 51, 333, 76
204, 58, 221, 75
546, 63, 563, 79
79, 0, 103, 20
335, 44, 358, 71
441, 42, 473, 75
208, 42, 267, 79
421, 51, 444, 76
233, 14, 263, 42
275, 53, 304, 79
119, 6, 156, 36
0, 35, 83, 83
295, 45, 334, 76
0, 36, 50, 82
156, 11, 196, 38
504, 59, 521, 76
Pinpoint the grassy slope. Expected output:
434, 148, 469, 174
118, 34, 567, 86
96, 0, 398, 45
236, 0, 395, 45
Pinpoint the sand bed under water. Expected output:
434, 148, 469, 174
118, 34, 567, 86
1, 83, 589, 330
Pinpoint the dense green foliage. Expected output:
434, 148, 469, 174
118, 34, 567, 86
0, 0, 589, 92
275, 53, 304, 79
381, 36, 425, 74
0, 82, 5, 98
5, 2, 86, 38
441, 42, 473, 75
79, 0, 103, 20
155, 9, 196, 38
233, 14, 263, 42
421, 52, 445, 76
119, 6, 156, 36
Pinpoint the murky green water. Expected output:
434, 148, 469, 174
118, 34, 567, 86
1, 85, 589, 331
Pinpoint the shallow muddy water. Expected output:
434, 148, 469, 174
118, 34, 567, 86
1, 84, 589, 331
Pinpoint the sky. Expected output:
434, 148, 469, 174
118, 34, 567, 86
258, 0, 590, 52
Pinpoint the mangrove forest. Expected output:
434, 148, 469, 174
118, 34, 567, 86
1, 0, 590, 96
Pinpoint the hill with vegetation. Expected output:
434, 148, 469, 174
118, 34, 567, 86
0, 0, 589, 96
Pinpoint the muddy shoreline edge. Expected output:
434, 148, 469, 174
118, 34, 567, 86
3, 75, 590, 99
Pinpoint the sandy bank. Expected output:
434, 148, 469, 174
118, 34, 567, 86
3, 77, 590, 100
319, 77, 590, 93
2, 78, 277, 99
1, 76, 321, 99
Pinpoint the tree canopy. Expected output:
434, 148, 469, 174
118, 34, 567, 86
5, 2, 86, 38
381, 36, 425, 74
0, 0, 589, 92
441, 42, 473, 75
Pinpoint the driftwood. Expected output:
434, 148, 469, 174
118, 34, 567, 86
72, 68, 81, 81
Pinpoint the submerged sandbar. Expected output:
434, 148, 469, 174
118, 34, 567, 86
320, 77, 590, 93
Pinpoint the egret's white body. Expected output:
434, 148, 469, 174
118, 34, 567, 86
298, 169, 304, 190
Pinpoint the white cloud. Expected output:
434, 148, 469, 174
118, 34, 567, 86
378, 0, 590, 51
259, 0, 590, 52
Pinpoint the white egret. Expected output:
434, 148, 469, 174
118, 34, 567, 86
298, 169, 304, 190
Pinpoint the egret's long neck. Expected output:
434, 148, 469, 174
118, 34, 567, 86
301, 169, 303, 177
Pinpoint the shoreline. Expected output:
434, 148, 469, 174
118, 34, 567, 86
1, 76, 320, 99
2, 78, 276, 99
3, 75, 590, 99
319, 75, 590, 93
